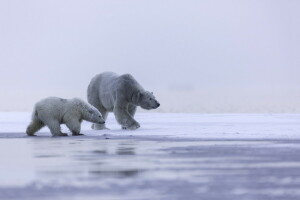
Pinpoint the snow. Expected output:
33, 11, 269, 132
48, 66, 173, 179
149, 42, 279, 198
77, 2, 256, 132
1, 112, 300, 200
1, 112, 300, 139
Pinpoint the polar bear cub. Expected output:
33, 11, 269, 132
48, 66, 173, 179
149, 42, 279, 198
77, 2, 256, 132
26, 97, 105, 136
87, 72, 160, 130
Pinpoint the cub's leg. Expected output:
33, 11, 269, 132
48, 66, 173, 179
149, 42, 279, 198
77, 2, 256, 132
26, 119, 45, 136
65, 119, 83, 136
45, 120, 68, 137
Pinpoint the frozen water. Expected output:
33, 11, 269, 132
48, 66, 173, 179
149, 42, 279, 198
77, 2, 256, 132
1, 112, 300, 200
1, 112, 300, 139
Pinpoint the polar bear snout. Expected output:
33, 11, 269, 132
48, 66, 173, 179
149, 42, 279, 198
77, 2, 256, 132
151, 100, 160, 109
86, 107, 105, 124
154, 102, 160, 108
139, 91, 160, 110
98, 119, 105, 124
95, 115, 105, 124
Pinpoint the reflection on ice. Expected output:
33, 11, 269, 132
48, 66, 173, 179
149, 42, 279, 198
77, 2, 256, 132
0, 140, 35, 187
1, 137, 300, 200
88, 169, 141, 178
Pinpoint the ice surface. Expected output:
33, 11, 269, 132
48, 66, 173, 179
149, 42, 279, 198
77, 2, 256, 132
1, 112, 300, 139
1, 113, 300, 200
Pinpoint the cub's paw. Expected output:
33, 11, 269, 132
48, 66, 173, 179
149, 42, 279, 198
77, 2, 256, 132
53, 133, 69, 137
72, 133, 84, 136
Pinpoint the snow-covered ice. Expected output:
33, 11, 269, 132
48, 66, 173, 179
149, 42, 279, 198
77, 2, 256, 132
1, 112, 300, 200
1, 112, 300, 139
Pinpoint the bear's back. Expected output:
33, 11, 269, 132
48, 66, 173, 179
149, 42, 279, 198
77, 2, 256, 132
36, 97, 66, 108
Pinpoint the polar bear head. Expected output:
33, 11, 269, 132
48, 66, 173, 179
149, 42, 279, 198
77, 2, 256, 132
85, 105, 105, 124
74, 99, 105, 124
133, 91, 160, 110
83, 106, 105, 124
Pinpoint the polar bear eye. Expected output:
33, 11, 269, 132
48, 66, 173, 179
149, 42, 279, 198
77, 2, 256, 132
150, 98, 152, 100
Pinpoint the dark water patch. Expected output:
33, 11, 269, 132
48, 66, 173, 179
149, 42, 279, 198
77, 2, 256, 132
35, 154, 63, 158
88, 169, 141, 178
92, 150, 107, 154
117, 147, 136, 155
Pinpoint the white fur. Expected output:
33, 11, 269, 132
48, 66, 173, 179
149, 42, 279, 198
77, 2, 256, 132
26, 97, 104, 136
87, 72, 160, 130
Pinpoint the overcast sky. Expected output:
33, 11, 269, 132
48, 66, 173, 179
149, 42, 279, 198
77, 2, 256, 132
0, 0, 299, 112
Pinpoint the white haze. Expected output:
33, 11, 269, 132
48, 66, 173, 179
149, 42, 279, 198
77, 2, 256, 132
0, 0, 299, 112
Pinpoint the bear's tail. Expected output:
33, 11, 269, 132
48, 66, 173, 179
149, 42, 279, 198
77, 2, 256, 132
26, 109, 44, 136
31, 108, 38, 120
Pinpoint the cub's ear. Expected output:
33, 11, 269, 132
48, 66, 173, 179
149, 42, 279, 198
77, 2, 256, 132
132, 92, 141, 104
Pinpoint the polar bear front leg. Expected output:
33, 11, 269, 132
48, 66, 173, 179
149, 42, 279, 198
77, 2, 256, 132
121, 105, 139, 130
65, 119, 83, 136
46, 120, 68, 137
128, 104, 137, 117
114, 105, 140, 130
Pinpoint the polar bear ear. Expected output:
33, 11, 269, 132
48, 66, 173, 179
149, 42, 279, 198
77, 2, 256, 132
132, 92, 141, 105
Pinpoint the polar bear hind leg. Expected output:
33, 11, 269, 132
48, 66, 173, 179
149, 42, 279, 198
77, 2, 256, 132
92, 106, 109, 130
87, 83, 108, 130
26, 119, 45, 136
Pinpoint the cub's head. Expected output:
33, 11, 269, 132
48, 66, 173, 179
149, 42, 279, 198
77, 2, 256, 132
72, 98, 105, 124
132, 91, 160, 110
84, 105, 105, 124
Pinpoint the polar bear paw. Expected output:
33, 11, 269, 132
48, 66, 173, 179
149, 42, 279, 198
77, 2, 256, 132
122, 122, 140, 130
92, 123, 108, 130
72, 132, 84, 136
53, 133, 68, 137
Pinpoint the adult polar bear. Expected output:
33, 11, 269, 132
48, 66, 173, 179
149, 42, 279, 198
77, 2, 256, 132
87, 72, 160, 130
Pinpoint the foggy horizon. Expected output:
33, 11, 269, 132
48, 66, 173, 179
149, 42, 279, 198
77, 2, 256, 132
0, 0, 299, 112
